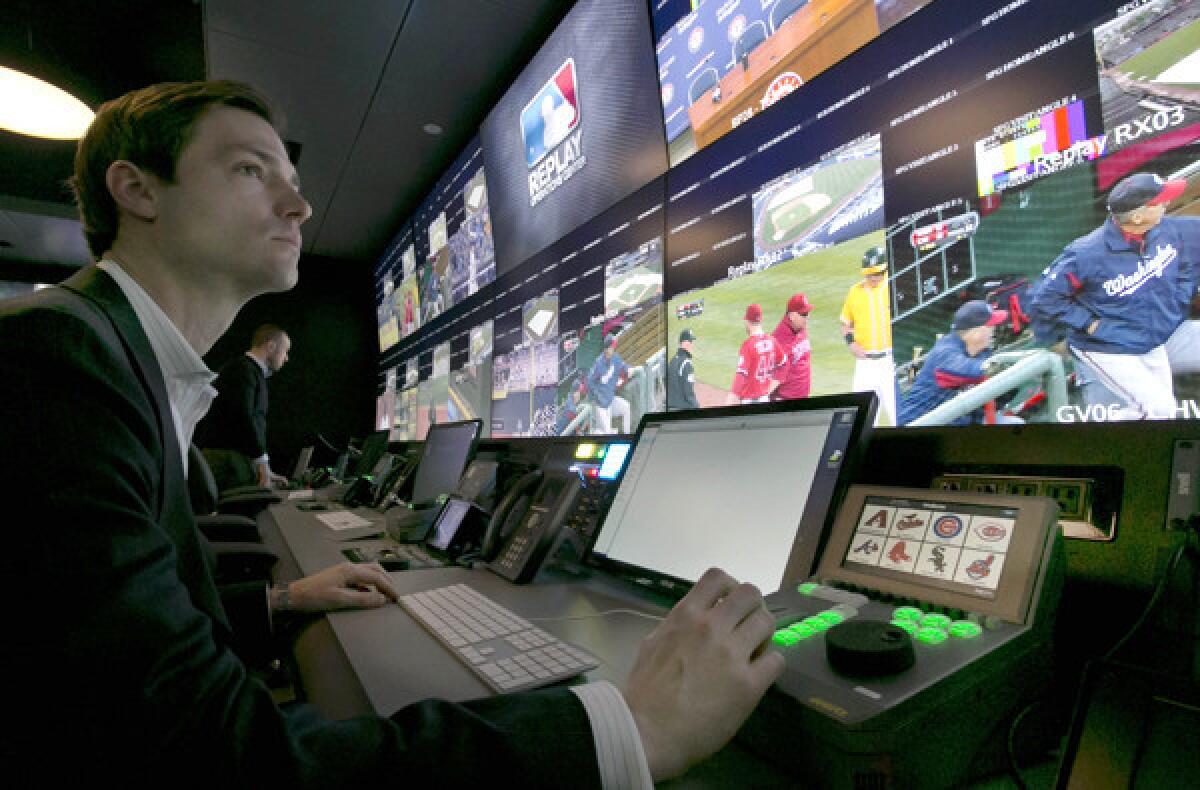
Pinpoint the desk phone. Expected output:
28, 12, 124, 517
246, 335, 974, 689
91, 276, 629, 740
740, 485, 1064, 789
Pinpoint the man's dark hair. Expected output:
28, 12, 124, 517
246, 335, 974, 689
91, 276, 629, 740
252, 324, 287, 348
70, 80, 275, 259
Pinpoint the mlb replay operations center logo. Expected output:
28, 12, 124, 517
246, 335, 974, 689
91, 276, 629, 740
523, 58, 587, 207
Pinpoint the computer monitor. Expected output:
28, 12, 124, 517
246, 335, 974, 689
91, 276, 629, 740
588, 393, 876, 595
410, 419, 483, 504
353, 430, 390, 479
291, 446, 313, 481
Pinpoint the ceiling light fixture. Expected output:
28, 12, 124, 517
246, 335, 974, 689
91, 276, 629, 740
0, 65, 94, 140
423, 123, 443, 136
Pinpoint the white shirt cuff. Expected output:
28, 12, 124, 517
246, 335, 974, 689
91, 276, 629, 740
570, 681, 653, 790
253, 455, 269, 466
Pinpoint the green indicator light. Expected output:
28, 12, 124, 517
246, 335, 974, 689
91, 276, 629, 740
893, 607, 923, 621
772, 630, 798, 646
915, 627, 948, 645
921, 613, 951, 629
789, 622, 817, 639
890, 619, 919, 635
948, 621, 982, 639
802, 616, 831, 632
797, 582, 819, 595
817, 610, 844, 626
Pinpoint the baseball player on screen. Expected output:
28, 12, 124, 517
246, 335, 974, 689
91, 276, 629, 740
1031, 172, 1200, 420
728, 304, 787, 404
771, 292, 813, 401
840, 246, 896, 425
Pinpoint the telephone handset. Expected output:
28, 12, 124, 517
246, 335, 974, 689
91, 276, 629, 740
481, 469, 542, 561
486, 471, 584, 584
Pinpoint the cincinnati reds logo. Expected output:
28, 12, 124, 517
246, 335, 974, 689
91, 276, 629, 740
932, 515, 963, 539
975, 522, 1007, 542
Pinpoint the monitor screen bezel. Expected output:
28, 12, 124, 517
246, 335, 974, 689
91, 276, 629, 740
583, 392, 877, 597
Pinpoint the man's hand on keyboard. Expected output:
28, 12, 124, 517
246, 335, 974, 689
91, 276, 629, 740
621, 567, 784, 781
286, 562, 400, 612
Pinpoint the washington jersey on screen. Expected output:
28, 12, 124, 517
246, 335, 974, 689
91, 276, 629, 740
521, 58, 580, 167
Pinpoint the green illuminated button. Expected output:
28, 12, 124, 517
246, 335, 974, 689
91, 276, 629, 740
890, 619, 919, 635
915, 627, 949, 645
817, 610, 845, 626
893, 606, 923, 622
797, 582, 820, 595
773, 630, 800, 646
920, 613, 952, 630
788, 622, 818, 639
802, 616, 831, 632
948, 621, 982, 639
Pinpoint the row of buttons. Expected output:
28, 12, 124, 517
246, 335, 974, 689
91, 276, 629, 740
772, 606, 852, 646
890, 606, 981, 644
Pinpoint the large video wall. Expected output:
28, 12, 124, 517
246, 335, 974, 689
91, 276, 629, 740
376, 0, 1200, 438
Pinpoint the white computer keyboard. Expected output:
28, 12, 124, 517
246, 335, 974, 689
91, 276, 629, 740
399, 583, 599, 693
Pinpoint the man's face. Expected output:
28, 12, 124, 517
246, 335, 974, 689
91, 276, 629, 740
681, 339, 693, 354
604, 346, 614, 360
864, 272, 886, 289
787, 310, 808, 331
149, 105, 311, 300
267, 334, 291, 373
963, 324, 995, 355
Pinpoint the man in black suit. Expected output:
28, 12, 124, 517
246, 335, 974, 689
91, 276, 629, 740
198, 323, 291, 489
0, 81, 782, 785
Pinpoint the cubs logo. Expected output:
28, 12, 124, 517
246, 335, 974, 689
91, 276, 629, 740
932, 515, 963, 539
975, 522, 1007, 542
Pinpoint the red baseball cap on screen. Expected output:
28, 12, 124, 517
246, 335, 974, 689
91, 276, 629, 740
744, 304, 763, 322
787, 293, 812, 315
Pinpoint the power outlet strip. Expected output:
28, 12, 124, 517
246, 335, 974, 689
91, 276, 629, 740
930, 472, 1112, 541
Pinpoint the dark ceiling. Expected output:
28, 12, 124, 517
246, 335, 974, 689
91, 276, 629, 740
0, 0, 575, 273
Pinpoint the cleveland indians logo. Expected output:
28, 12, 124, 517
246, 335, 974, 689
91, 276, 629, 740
966, 554, 995, 581
932, 515, 963, 539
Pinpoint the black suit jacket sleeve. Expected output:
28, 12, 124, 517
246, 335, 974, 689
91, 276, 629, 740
199, 354, 268, 458
0, 275, 601, 788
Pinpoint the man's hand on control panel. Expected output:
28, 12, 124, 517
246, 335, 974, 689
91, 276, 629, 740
622, 567, 785, 781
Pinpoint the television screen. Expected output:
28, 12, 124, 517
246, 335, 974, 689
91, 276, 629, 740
652, 0, 937, 166
481, 0, 668, 273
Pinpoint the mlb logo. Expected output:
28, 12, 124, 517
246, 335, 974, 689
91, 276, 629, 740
521, 59, 580, 168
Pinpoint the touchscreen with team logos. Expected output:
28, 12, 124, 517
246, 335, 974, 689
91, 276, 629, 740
842, 495, 1018, 600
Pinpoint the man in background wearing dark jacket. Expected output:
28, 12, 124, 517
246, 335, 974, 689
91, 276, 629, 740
198, 323, 290, 488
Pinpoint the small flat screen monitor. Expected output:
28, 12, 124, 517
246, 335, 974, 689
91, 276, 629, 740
816, 485, 1059, 623
588, 394, 876, 595
410, 419, 483, 504
354, 430, 390, 479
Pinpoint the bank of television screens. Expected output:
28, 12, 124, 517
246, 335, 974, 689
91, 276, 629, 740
589, 395, 874, 594
380, 0, 1200, 432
